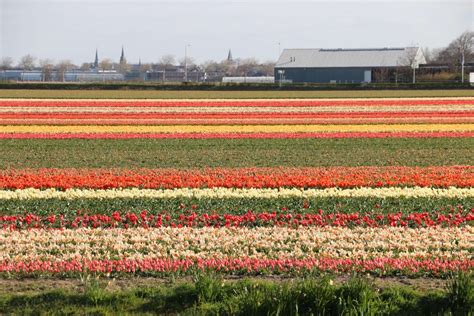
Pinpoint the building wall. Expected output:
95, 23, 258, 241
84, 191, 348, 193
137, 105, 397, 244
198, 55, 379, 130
274, 67, 372, 83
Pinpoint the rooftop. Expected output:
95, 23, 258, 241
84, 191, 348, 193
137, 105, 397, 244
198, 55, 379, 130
275, 47, 426, 68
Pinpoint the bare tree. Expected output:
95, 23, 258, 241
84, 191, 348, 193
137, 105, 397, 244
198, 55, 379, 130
178, 56, 196, 68
116, 61, 131, 74
39, 59, 54, 81
436, 31, 474, 81
18, 54, 36, 70
154, 55, 176, 81
57, 60, 74, 82
139, 63, 152, 73
373, 68, 390, 82
158, 55, 176, 69
200, 60, 225, 81
80, 62, 92, 71
0, 57, 14, 70
237, 57, 259, 77
257, 61, 276, 76
456, 31, 473, 82
398, 47, 424, 83
99, 58, 113, 71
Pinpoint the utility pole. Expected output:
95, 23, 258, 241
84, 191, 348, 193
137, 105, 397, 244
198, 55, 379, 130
184, 44, 191, 82
461, 49, 465, 83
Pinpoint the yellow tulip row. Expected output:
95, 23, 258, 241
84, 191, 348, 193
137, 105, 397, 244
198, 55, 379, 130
1, 124, 473, 134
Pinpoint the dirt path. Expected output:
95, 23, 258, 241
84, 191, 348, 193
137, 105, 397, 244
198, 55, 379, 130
0, 275, 448, 296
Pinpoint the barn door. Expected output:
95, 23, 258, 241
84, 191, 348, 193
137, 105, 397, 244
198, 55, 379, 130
364, 70, 372, 83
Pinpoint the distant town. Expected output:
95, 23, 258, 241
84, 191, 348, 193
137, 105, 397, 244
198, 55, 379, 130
1, 31, 472, 84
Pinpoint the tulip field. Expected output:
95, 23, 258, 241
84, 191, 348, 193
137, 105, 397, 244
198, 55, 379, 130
0, 93, 473, 313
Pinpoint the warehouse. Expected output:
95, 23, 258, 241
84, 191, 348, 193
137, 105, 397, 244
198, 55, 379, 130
274, 47, 426, 83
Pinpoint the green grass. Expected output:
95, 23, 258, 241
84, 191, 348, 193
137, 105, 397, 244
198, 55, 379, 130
1, 88, 474, 99
1, 138, 472, 169
1, 274, 472, 315
0, 197, 471, 218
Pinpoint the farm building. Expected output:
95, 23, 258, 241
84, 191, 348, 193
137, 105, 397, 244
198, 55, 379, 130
274, 47, 426, 83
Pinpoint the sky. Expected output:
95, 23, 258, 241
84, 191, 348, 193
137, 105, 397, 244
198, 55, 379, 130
1, 0, 472, 65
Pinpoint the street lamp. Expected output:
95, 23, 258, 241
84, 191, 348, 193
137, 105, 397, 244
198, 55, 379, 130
184, 44, 191, 82
278, 69, 285, 88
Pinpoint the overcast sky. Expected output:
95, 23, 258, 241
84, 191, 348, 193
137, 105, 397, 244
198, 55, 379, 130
1, 0, 472, 65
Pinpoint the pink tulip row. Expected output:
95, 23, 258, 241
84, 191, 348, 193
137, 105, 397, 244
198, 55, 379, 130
1, 257, 472, 276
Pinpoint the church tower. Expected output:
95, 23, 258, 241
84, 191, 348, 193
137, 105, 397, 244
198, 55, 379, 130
94, 49, 99, 69
120, 46, 126, 64
227, 49, 233, 62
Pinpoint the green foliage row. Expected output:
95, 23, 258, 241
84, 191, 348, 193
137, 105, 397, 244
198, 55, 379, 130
0, 196, 471, 217
1, 273, 472, 315
2, 138, 472, 169
0, 81, 472, 91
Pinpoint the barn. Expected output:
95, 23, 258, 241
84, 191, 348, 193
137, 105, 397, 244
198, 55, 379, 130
274, 47, 426, 83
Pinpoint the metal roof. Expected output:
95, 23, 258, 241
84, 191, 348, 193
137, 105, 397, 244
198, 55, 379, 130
275, 47, 426, 68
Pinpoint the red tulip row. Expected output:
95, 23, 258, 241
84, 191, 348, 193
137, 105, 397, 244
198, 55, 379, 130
2, 209, 473, 230
2, 166, 472, 189
1, 257, 472, 276
2, 131, 473, 139
1, 99, 472, 107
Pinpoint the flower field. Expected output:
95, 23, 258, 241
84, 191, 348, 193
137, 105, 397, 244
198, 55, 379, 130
1, 98, 474, 139
0, 96, 473, 281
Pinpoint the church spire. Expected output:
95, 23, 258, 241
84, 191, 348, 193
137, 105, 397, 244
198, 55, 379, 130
120, 46, 125, 64
94, 49, 99, 68
227, 49, 233, 62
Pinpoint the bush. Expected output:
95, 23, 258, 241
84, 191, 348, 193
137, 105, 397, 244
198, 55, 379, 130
446, 272, 474, 315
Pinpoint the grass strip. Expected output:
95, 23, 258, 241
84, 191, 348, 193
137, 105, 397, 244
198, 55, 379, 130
1, 138, 473, 169
0, 274, 472, 315
1, 89, 474, 99
0, 196, 471, 216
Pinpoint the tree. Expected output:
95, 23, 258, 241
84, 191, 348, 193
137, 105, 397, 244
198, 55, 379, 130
200, 60, 226, 82
18, 54, 36, 70
178, 56, 196, 68
157, 55, 176, 70
139, 63, 152, 73
455, 31, 473, 82
116, 61, 131, 74
57, 60, 74, 82
373, 68, 390, 82
237, 58, 258, 77
39, 59, 54, 81
436, 31, 474, 81
398, 47, 425, 83
0, 57, 14, 70
154, 55, 176, 81
99, 58, 113, 71
80, 62, 92, 71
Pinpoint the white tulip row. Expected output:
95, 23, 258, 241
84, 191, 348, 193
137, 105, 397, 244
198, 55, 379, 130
0, 186, 473, 200
1, 226, 472, 262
